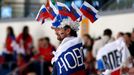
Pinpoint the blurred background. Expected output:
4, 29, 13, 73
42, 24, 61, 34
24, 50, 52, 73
0, 0, 134, 75
0, 0, 134, 47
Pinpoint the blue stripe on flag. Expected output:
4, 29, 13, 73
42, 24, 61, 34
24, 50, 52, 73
81, 5, 97, 20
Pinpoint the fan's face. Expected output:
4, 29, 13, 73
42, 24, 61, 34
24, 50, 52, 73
54, 28, 67, 41
124, 34, 131, 44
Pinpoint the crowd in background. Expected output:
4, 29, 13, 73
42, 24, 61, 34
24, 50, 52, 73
0, 26, 134, 75
0, 26, 55, 75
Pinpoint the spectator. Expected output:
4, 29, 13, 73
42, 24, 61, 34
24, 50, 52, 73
51, 24, 85, 75
17, 54, 26, 75
38, 37, 55, 62
82, 34, 94, 62
82, 34, 97, 75
124, 33, 134, 57
83, 34, 93, 52
131, 29, 134, 42
96, 37, 132, 75
31, 37, 55, 75
92, 29, 114, 58
39, 37, 55, 75
3, 26, 16, 62
16, 26, 34, 61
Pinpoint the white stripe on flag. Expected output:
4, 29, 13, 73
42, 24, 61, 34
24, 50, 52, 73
35, 5, 46, 20
57, 2, 70, 11
83, 1, 98, 13
49, 0, 59, 15
95, 14, 100, 19
71, 2, 82, 16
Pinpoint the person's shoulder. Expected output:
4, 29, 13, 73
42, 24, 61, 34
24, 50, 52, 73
16, 33, 23, 41
97, 47, 106, 58
109, 37, 115, 42
61, 37, 82, 49
93, 39, 103, 49
17, 33, 22, 37
97, 42, 116, 57
68, 37, 82, 44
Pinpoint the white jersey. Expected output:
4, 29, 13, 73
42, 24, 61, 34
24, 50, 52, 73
96, 37, 132, 75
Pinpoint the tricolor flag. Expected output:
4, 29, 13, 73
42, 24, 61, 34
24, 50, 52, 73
52, 15, 62, 28
80, 1, 99, 23
47, 0, 59, 20
35, 5, 50, 24
52, 14, 69, 28
57, 2, 70, 17
69, 2, 82, 21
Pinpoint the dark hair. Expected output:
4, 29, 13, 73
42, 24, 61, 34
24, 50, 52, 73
63, 25, 77, 37
44, 37, 50, 43
118, 32, 124, 36
83, 34, 94, 51
103, 28, 112, 37
83, 34, 91, 39
22, 26, 29, 40
7, 26, 15, 39
39, 38, 44, 42
125, 32, 131, 38
7, 26, 14, 35
83, 34, 93, 44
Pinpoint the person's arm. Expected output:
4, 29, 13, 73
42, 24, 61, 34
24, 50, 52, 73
52, 63, 57, 75
96, 59, 105, 74
92, 41, 99, 58
121, 43, 133, 74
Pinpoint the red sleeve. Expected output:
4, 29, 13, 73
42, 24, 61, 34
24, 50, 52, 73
32, 53, 40, 60
26, 35, 33, 46
16, 33, 22, 43
6, 36, 13, 52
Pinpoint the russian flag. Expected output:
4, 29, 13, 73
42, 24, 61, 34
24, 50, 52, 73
69, 2, 82, 21
47, 0, 59, 20
52, 15, 63, 28
52, 14, 69, 28
80, 1, 99, 23
57, 2, 70, 17
35, 5, 50, 24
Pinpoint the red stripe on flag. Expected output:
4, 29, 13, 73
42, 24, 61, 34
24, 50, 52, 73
80, 8, 95, 23
37, 12, 49, 21
69, 14, 78, 21
49, 13, 55, 20
59, 10, 70, 17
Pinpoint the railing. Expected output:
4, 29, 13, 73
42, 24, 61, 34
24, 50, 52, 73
1, 0, 134, 19
0, 1, 42, 19
0, 61, 16, 75
100, 0, 134, 11
7, 61, 32, 75
7, 60, 45, 75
